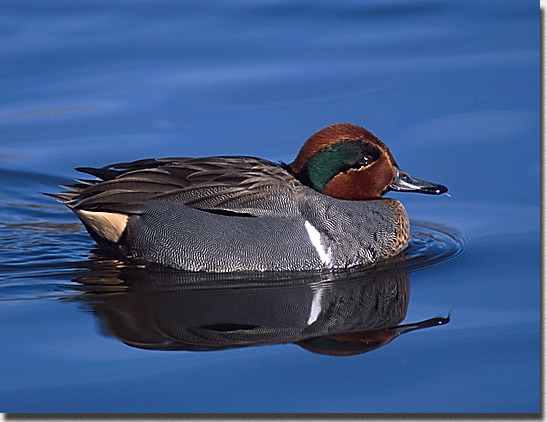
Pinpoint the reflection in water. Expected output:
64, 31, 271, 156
72, 222, 461, 356
79, 266, 449, 356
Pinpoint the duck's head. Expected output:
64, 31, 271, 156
290, 123, 447, 200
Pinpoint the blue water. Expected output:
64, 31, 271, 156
0, 0, 540, 413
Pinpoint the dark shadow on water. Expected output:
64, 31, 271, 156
66, 221, 464, 357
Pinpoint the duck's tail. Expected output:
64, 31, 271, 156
46, 178, 128, 245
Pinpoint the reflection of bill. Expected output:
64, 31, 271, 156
75, 260, 449, 357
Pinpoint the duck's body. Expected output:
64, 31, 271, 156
50, 123, 447, 272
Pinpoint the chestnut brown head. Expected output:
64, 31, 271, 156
290, 123, 447, 200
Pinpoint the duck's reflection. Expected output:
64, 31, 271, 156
75, 256, 448, 356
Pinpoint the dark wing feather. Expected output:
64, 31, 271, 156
54, 156, 305, 216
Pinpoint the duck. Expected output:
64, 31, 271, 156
49, 123, 447, 272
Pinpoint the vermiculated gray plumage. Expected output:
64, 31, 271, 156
122, 196, 403, 271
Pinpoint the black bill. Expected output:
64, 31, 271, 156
389, 167, 448, 195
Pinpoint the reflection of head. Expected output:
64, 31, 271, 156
297, 316, 450, 356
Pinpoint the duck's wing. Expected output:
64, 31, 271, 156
50, 156, 304, 216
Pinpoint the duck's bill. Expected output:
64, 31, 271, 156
389, 167, 448, 195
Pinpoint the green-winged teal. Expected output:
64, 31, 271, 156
50, 123, 447, 272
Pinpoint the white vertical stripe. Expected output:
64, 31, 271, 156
307, 285, 325, 325
304, 220, 332, 266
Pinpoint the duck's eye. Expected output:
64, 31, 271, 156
359, 155, 373, 166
